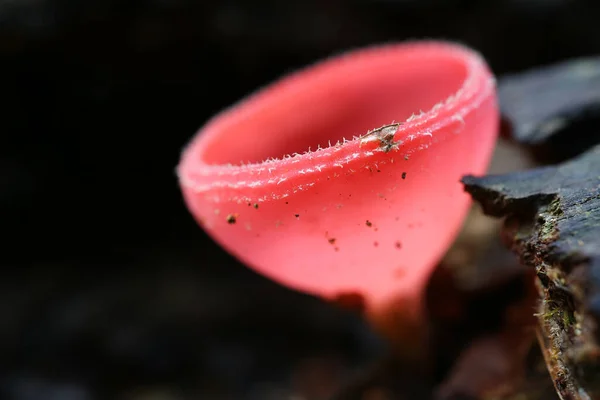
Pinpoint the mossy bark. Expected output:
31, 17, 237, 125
463, 145, 600, 399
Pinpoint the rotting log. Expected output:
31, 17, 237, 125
463, 144, 600, 400
499, 56, 600, 163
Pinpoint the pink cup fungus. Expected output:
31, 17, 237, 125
178, 41, 499, 349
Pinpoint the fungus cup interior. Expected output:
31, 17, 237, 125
178, 41, 499, 324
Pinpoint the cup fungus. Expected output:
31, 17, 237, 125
178, 41, 499, 349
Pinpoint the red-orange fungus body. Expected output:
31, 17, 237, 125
178, 41, 499, 314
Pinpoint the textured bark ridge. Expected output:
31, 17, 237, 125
462, 145, 600, 400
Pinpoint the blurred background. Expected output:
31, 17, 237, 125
2, 0, 600, 399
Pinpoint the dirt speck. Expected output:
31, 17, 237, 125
294, 214, 300, 218
402, 172, 407, 179
253, 203, 259, 209
404, 155, 410, 160
374, 241, 379, 247
328, 238, 336, 245
226, 214, 238, 224
366, 220, 373, 227
395, 241, 402, 249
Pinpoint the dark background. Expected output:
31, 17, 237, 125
2, 0, 600, 399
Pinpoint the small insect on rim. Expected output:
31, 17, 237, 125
359, 123, 403, 153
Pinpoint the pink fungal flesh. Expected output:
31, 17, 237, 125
178, 41, 499, 313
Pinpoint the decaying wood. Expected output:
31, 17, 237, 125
499, 56, 600, 163
463, 144, 600, 400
